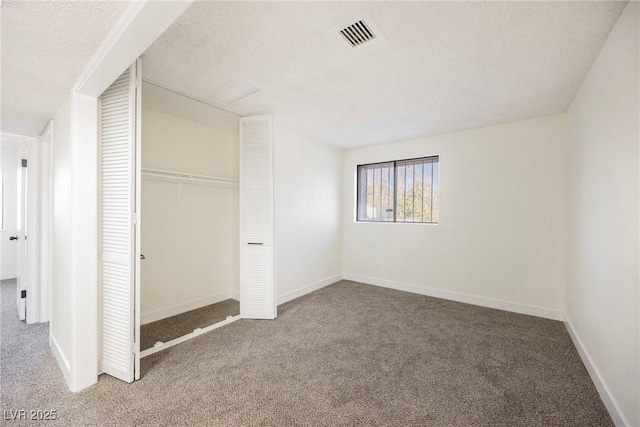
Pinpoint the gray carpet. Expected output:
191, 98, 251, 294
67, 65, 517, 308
1, 278, 612, 426
141, 299, 240, 350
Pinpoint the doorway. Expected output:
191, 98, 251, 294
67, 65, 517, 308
138, 81, 241, 355
1, 142, 20, 284
15, 143, 28, 320
97, 60, 243, 382
97, 58, 276, 384
0, 132, 44, 325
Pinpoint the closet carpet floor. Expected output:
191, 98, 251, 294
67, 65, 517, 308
141, 299, 240, 351
1, 279, 612, 426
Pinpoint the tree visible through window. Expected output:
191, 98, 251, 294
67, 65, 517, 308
357, 156, 439, 223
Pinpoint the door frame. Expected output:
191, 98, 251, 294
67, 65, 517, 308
39, 122, 54, 324
48, 0, 193, 392
16, 142, 28, 320
0, 131, 40, 324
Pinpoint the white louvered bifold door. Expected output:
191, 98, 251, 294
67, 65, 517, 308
98, 60, 141, 382
239, 115, 276, 319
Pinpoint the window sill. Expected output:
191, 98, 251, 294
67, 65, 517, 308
354, 221, 439, 226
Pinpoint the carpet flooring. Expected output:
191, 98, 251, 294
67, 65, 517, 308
1, 278, 612, 426
141, 299, 239, 351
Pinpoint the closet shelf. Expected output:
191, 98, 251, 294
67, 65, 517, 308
141, 168, 238, 189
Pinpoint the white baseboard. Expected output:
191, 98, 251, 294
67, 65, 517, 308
51, 335, 72, 389
141, 291, 234, 325
343, 273, 564, 321
1, 271, 17, 280
564, 316, 628, 427
277, 274, 343, 306
230, 290, 240, 301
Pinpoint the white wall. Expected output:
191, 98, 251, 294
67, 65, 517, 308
0, 145, 19, 279
50, 93, 99, 392
72, 93, 99, 390
565, 3, 639, 426
273, 124, 343, 304
343, 115, 567, 319
51, 97, 74, 384
140, 107, 239, 322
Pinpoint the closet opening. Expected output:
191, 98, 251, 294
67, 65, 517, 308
138, 81, 241, 357
98, 57, 275, 382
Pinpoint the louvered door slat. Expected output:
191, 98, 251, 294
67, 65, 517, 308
98, 63, 139, 383
240, 115, 276, 319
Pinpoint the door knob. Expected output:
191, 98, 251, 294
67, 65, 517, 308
9, 236, 18, 241
140, 254, 146, 260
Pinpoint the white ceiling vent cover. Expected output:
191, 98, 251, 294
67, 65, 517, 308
332, 13, 385, 50
340, 20, 376, 47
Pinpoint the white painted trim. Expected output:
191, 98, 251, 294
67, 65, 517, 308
343, 273, 564, 321
0, 131, 37, 143
73, 1, 145, 94
51, 335, 72, 389
73, 1, 193, 97
564, 316, 629, 427
231, 290, 240, 301
140, 315, 241, 358
47, 121, 55, 343
277, 274, 343, 306
133, 58, 143, 382
38, 121, 53, 323
141, 291, 235, 325
0, 271, 17, 280
26, 135, 39, 324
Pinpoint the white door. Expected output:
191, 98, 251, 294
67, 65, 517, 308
98, 60, 142, 382
15, 146, 27, 321
239, 115, 276, 319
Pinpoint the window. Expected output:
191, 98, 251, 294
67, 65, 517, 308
357, 156, 439, 223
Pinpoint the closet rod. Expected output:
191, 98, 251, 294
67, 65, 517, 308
141, 168, 238, 188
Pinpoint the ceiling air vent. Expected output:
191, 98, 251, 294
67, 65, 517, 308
339, 20, 376, 48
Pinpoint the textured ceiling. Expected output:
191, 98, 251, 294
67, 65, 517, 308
143, 1, 627, 149
143, 81, 238, 133
0, 0, 129, 135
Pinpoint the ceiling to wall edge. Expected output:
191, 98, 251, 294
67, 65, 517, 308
141, 79, 328, 143
140, 2, 629, 151
143, 79, 242, 119
142, 76, 571, 151
0, 131, 38, 144
33, 1, 621, 151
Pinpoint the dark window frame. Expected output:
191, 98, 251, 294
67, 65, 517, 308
356, 155, 439, 224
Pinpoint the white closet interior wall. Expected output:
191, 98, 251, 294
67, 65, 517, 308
140, 82, 239, 324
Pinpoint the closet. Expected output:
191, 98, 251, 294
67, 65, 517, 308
97, 61, 276, 383
138, 82, 241, 355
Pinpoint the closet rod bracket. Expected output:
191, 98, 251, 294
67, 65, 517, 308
177, 182, 186, 204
